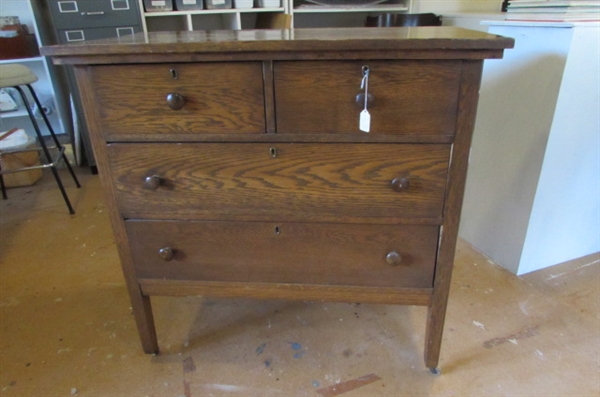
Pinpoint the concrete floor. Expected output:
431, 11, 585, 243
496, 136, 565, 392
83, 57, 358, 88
0, 168, 598, 397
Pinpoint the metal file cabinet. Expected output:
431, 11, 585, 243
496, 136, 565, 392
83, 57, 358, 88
45, 0, 143, 172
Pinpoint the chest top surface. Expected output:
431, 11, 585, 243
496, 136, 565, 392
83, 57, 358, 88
41, 27, 514, 63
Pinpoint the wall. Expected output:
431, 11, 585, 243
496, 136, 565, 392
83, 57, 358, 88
413, 0, 501, 13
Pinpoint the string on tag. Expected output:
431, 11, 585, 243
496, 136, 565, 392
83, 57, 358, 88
360, 66, 371, 133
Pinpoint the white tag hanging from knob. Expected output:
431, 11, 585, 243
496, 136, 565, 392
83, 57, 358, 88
359, 66, 371, 133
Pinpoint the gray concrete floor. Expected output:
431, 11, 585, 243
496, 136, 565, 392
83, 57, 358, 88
1, 169, 598, 397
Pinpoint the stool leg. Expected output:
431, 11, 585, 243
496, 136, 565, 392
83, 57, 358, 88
15, 86, 76, 215
26, 84, 81, 189
0, 159, 7, 200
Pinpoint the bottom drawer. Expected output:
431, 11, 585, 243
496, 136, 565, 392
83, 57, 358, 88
126, 221, 439, 289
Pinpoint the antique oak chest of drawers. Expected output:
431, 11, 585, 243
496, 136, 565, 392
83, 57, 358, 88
43, 28, 512, 372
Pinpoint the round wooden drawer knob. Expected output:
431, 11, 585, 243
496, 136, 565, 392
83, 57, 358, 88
386, 251, 402, 266
158, 247, 174, 262
166, 93, 185, 110
391, 177, 409, 192
355, 92, 375, 108
143, 175, 163, 190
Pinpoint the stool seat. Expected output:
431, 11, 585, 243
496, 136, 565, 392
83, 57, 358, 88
0, 64, 38, 88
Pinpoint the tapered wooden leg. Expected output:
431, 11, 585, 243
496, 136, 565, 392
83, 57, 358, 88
129, 291, 159, 354
424, 60, 485, 374
73, 67, 159, 354
424, 301, 446, 373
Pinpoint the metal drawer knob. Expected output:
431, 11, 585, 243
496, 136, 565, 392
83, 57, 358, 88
143, 175, 163, 190
391, 177, 409, 192
158, 247, 174, 262
166, 93, 185, 110
386, 251, 402, 266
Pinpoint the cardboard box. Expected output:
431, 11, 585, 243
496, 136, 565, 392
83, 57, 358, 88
0, 128, 42, 188
1, 149, 43, 187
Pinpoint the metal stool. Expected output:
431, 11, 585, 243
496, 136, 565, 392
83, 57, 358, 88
0, 64, 81, 214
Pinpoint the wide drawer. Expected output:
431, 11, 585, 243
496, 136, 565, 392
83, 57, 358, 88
90, 63, 266, 136
127, 220, 439, 289
274, 60, 461, 135
108, 143, 450, 222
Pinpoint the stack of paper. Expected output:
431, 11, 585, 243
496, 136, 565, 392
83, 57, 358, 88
506, 0, 600, 21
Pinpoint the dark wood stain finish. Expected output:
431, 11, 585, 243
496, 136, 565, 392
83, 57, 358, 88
90, 63, 266, 135
107, 143, 450, 221
126, 220, 439, 288
275, 60, 461, 135
45, 28, 513, 372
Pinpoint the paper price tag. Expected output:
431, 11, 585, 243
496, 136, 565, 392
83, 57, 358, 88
360, 109, 371, 133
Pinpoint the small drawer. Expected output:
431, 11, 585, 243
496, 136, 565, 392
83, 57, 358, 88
49, 0, 141, 29
274, 60, 461, 135
126, 220, 439, 289
108, 143, 450, 221
90, 63, 266, 136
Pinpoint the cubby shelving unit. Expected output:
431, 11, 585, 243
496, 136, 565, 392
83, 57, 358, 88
138, 0, 412, 31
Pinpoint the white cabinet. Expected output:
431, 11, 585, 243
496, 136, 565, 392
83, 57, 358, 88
138, 0, 413, 31
0, 0, 70, 139
449, 17, 600, 275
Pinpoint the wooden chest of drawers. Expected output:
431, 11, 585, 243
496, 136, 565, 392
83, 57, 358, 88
43, 28, 512, 372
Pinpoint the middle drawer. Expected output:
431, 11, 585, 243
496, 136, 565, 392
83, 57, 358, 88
108, 143, 450, 222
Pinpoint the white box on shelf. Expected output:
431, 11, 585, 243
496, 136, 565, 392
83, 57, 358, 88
175, 0, 204, 10
205, 0, 232, 9
235, 0, 253, 8
256, 0, 280, 7
143, 0, 174, 12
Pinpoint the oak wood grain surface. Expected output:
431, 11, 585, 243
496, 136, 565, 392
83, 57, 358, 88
127, 220, 439, 288
91, 63, 266, 135
45, 28, 514, 369
275, 60, 461, 135
107, 143, 450, 222
40, 28, 514, 58
138, 279, 433, 306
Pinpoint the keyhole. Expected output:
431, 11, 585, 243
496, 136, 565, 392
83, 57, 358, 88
270, 147, 277, 158
274, 226, 281, 235
170, 68, 178, 79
